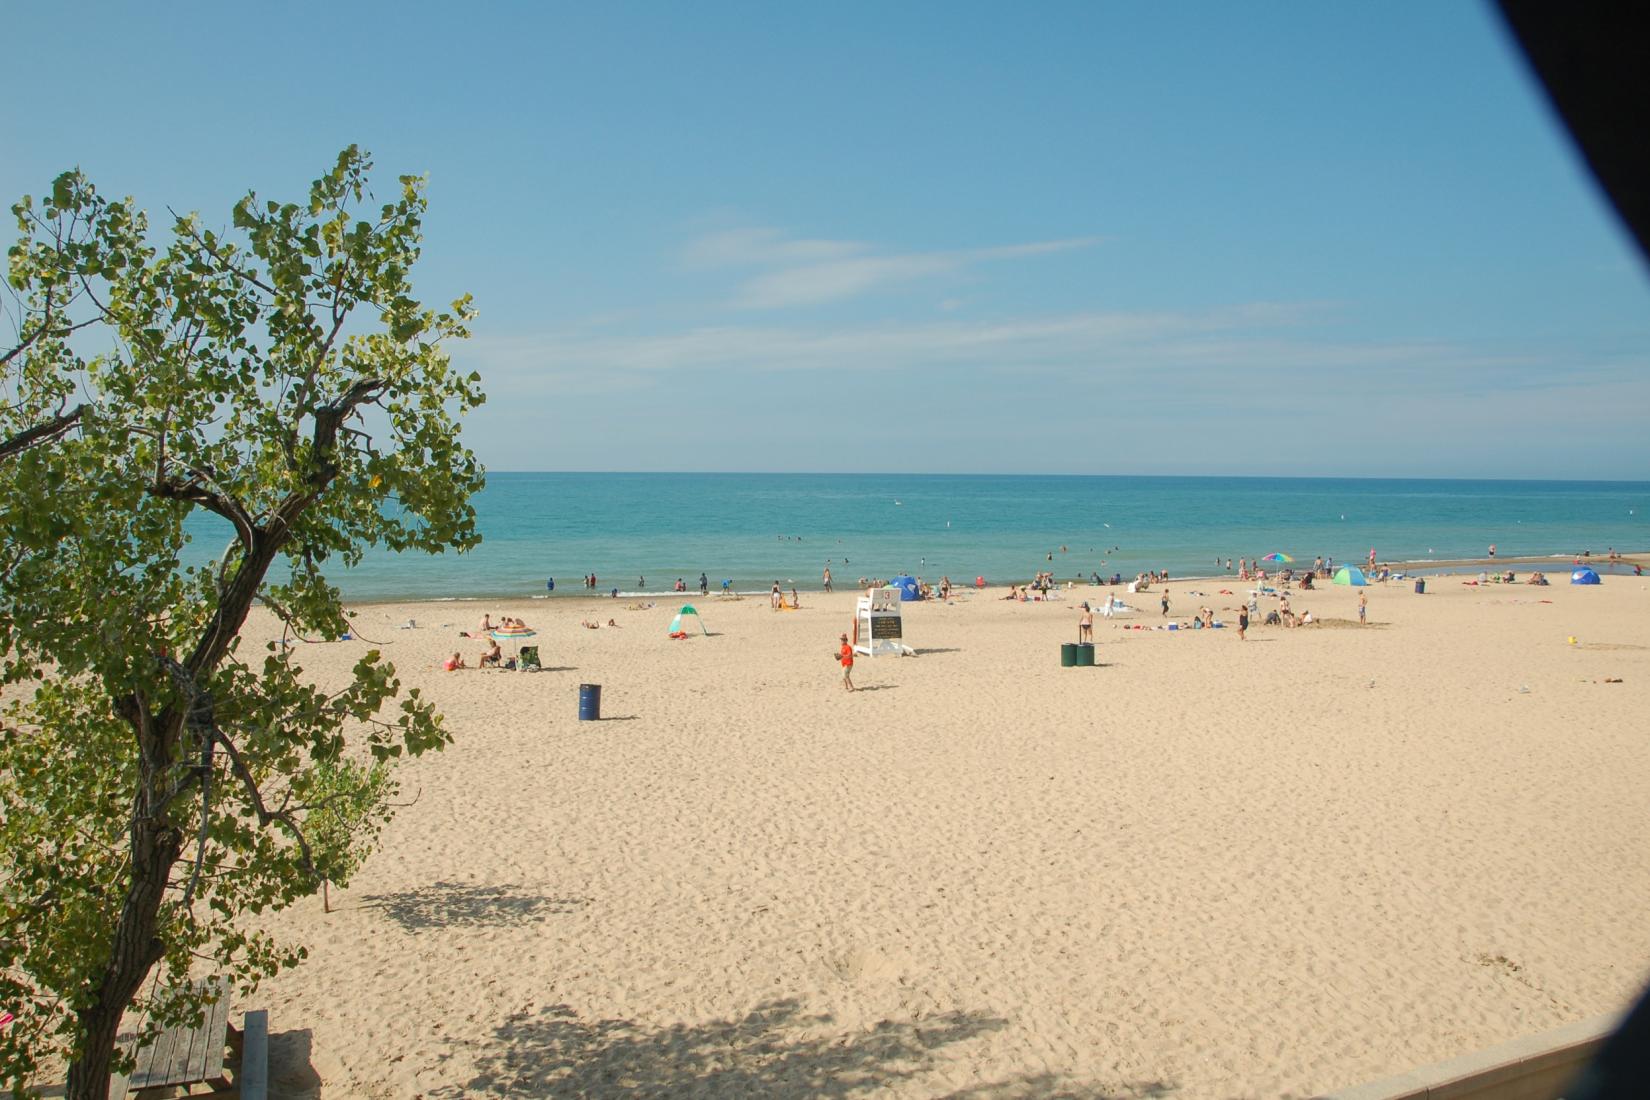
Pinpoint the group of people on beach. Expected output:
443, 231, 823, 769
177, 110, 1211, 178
443, 613, 536, 671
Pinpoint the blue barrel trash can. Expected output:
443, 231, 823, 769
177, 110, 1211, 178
1414, 579, 1425, 594
578, 683, 602, 721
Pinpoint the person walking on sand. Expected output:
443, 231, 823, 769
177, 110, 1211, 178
1358, 591, 1368, 625
1078, 602, 1094, 643
1237, 604, 1248, 640
823, 565, 833, 592
699, 572, 709, 595
1161, 589, 1170, 617
838, 632, 855, 692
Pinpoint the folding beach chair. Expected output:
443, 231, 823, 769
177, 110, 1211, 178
518, 645, 542, 672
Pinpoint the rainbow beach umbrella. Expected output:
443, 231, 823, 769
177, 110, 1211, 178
1260, 552, 1294, 563
490, 623, 537, 655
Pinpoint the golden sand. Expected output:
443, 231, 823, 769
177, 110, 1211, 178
242, 573, 1650, 1098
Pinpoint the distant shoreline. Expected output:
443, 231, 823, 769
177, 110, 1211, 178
324, 551, 1648, 609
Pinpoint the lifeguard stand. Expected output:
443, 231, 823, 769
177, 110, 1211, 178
854, 588, 910, 657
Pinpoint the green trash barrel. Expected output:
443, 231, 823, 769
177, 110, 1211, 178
1060, 642, 1078, 667
1075, 643, 1095, 666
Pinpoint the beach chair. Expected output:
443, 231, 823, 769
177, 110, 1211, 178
518, 645, 542, 672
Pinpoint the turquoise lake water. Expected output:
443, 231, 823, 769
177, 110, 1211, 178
183, 473, 1650, 602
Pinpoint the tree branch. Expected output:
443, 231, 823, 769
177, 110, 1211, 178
0, 403, 86, 463
147, 464, 258, 551
211, 728, 315, 878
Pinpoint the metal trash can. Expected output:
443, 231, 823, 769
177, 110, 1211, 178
1060, 643, 1078, 667
1076, 643, 1095, 666
578, 683, 602, 721
1414, 579, 1426, 594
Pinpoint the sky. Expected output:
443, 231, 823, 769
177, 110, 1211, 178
4, 1, 1647, 478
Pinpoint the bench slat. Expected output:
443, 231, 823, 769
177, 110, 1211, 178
166, 979, 211, 1085
130, 1007, 178, 1086
239, 1009, 270, 1100
127, 978, 227, 1087
162, 999, 198, 1086
200, 977, 232, 1081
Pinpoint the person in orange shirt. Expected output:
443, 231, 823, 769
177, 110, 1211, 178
838, 632, 855, 692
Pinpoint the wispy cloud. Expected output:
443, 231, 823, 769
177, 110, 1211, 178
681, 226, 1103, 309
461, 302, 1650, 473
466, 300, 1640, 401
682, 227, 867, 269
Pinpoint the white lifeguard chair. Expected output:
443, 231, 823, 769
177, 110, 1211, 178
854, 588, 912, 657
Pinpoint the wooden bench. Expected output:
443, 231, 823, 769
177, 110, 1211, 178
110, 978, 268, 1100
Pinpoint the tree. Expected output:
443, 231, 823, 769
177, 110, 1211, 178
0, 148, 484, 1099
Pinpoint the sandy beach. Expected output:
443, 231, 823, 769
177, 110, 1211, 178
240, 570, 1650, 1098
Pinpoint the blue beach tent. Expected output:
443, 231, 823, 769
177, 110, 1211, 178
1571, 567, 1601, 585
891, 575, 921, 601
1332, 565, 1367, 586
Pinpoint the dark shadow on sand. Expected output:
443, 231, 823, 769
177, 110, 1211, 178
937, 1073, 1178, 1099
913, 647, 962, 655
268, 1027, 324, 1100
428, 999, 1014, 1099
361, 881, 587, 933
850, 684, 898, 692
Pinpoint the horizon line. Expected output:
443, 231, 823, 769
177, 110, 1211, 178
476, 470, 1650, 485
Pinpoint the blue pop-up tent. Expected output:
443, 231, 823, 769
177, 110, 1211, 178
891, 575, 921, 601
1571, 567, 1601, 585
1332, 565, 1367, 586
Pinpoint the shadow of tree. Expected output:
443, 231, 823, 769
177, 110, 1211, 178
430, 998, 1010, 1098
937, 1072, 1178, 1099
360, 881, 586, 933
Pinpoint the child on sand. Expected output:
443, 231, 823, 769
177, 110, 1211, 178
838, 633, 855, 692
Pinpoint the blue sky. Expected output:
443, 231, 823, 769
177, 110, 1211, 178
4, 1, 1647, 477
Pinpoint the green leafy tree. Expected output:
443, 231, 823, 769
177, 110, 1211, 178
305, 758, 398, 913
0, 148, 484, 1099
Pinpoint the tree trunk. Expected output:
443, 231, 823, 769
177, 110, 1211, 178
64, 811, 183, 1100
